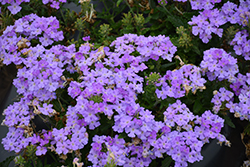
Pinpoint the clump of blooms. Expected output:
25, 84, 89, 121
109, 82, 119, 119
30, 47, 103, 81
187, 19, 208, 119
230, 30, 250, 60
111, 34, 177, 62
88, 135, 128, 166
156, 64, 206, 99
211, 87, 234, 114
188, 0, 250, 43
0, 0, 66, 14
220, 1, 250, 26
226, 73, 250, 121
161, 100, 227, 166
188, 9, 225, 43
88, 100, 228, 167
158, 0, 221, 10
200, 48, 238, 82
0, 14, 63, 65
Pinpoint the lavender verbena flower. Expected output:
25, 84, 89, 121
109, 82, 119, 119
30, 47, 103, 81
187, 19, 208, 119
221, 0, 250, 26
88, 135, 128, 166
1, 0, 66, 14
188, 9, 225, 43
159, 101, 228, 167
158, 0, 220, 10
2, 98, 33, 128
200, 48, 238, 82
230, 30, 250, 60
1, 127, 31, 153
12, 47, 66, 101
0, 14, 64, 65
189, 0, 221, 10
226, 73, 250, 121
156, 64, 206, 99
211, 87, 234, 114
111, 34, 177, 62
189, 1, 249, 43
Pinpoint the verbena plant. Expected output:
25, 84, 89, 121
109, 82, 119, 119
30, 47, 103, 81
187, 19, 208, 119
0, 0, 250, 166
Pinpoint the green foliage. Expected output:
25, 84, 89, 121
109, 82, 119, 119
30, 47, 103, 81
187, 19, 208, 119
0, 155, 15, 167
161, 156, 173, 167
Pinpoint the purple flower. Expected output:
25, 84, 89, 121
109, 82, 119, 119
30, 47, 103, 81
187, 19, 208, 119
36, 146, 47, 156
7, 3, 22, 14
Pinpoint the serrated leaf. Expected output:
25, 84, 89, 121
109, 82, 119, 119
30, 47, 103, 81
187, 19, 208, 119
161, 156, 172, 167
117, 0, 123, 7
36, 159, 43, 167
193, 99, 203, 114
150, 23, 164, 31
149, 0, 156, 8
150, 12, 160, 20
144, 16, 152, 23
166, 15, 184, 28
161, 62, 176, 69
0, 156, 15, 167
192, 45, 201, 55
141, 28, 150, 35
157, 6, 165, 13
224, 115, 235, 128
118, 132, 127, 139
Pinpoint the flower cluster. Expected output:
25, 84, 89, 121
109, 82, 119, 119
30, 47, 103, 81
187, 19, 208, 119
159, 0, 221, 10
1, 14, 63, 65
88, 135, 128, 166
0, 0, 66, 14
188, 9, 225, 43
156, 64, 206, 99
87, 100, 228, 167
211, 87, 234, 114
154, 101, 227, 166
226, 73, 250, 121
230, 30, 250, 60
188, 0, 250, 43
189, 0, 221, 10
200, 48, 238, 82
111, 34, 177, 62
220, 1, 250, 26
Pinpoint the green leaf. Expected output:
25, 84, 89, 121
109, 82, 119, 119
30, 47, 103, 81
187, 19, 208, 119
150, 23, 165, 31
37, 159, 43, 167
116, 0, 123, 7
144, 16, 152, 23
193, 99, 203, 114
118, 132, 128, 139
156, 6, 165, 13
141, 28, 150, 35
51, 100, 61, 112
150, 12, 160, 20
161, 62, 176, 69
166, 15, 184, 28
24, 161, 32, 167
192, 45, 201, 55
149, 0, 156, 8
0, 156, 15, 167
224, 115, 235, 128
161, 156, 173, 167
183, 11, 199, 20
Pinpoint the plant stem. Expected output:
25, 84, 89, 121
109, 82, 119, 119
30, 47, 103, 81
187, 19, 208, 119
124, 0, 135, 15
60, 9, 66, 22
162, 5, 173, 16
